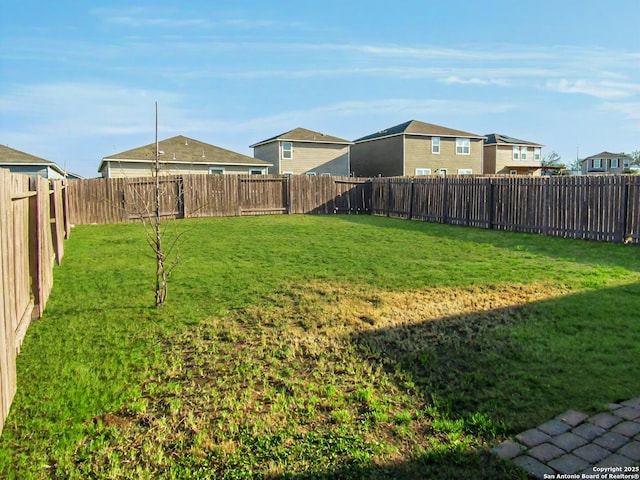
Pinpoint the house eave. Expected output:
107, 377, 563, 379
99, 157, 272, 173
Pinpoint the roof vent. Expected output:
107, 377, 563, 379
202, 150, 206, 158
173, 153, 176, 160
185, 139, 188, 145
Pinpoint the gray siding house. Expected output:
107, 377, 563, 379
100, 135, 271, 178
250, 128, 351, 176
581, 152, 631, 174
350, 120, 484, 177
0, 144, 66, 179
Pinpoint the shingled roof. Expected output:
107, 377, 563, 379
582, 151, 632, 161
250, 128, 351, 148
484, 133, 543, 147
0, 144, 66, 175
100, 135, 271, 172
354, 120, 484, 143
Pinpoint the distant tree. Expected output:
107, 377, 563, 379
542, 151, 564, 167
630, 150, 640, 166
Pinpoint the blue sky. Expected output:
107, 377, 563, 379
1, 0, 639, 178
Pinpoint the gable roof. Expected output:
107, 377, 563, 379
484, 133, 543, 147
250, 127, 352, 148
0, 144, 66, 175
581, 151, 632, 162
353, 120, 484, 143
100, 135, 271, 172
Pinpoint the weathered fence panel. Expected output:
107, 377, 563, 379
0, 169, 66, 434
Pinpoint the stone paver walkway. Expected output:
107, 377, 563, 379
491, 397, 640, 478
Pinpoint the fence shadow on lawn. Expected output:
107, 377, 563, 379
333, 214, 640, 273
275, 281, 640, 479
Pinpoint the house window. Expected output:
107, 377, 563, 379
415, 168, 431, 175
209, 167, 224, 175
282, 141, 293, 160
455, 138, 470, 155
439, 168, 447, 177
282, 171, 294, 176
520, 147, 527, 160
431, 137, 440, 154
249, 169, 264, 175
513, 146, 519, 160
534, 147, 541, 160
510, 170, 518, 175
610, 159, 619, 169
457, 169, 472, 175
624, 159, 630, 168
593, 159, 602, 169
305, 171, 316, 176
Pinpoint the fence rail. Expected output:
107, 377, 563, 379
0, 169, 68, 434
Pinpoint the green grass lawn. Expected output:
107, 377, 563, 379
1, 214, 639, 479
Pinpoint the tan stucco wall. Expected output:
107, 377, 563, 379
483, 145, 497, 174
405, 136, 483, 175
493, 146, 542, 175
350, 136, 404, 177
253, 142, 280, 174
102, 161, 266, 178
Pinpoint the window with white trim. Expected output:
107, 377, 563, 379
513, 146, 519, 160
593, 159, 602, 169
439, 168, 447, 177
249, 169, 264, 175
415, 168, 431, 175
624, 159, 630, 168
457, 169, 472, 175
282, 141, 293, 160
520, 147, 527, 160
431, 137, 440, 154
510, 170, 518, 175
534, 147, 541, 161
305, 171, 316, 176
455, 138, 470, 155
209, 167, 224, 175
611, 158, 619, 168
282, 171, 294, 176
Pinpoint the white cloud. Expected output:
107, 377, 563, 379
546, 79, 640, 99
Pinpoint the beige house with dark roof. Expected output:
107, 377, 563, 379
250, 128, 351, 176
581, 152, 631, 174
99, 135, 271, 178
483, 133, 544, 175
350, 120, 484, 177
0, 144, 67, 179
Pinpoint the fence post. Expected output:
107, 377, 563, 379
386, 178, 391, 217
442, 176, 449, 225
407, 179, 414, 220
620, 176, 629, 243
487, 178, 495, 229
29, 178, 43, 318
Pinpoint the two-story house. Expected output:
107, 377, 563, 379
483, 133, 544, 175
581, 152, 631, 174
250, 128, 351, 176
350, 120, 484, 177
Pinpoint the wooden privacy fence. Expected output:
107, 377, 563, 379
371, 175, 640, 244
66, 175, 372, 224
0, 169, 68, 434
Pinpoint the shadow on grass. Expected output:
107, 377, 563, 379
333, 214, 640, 273
351, 281, 640, 433
274, 449, 526, 480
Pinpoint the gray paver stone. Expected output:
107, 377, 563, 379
573, 443, 612, 463
550, 431, 589, 452
512, 455, 555, 478
491, 440, 524, 460
622, 397, 640, 408
528, 442, 565, 462
612, 420, 640, 438
516, 428, 551, 448
609, 403, 623, 410
537, 419, 571, 436
593, 431, 630, 451
618, 440, 640, 462
556, 409, 589, 427
588, 412, 624, 429
547, 453, 590, 474
613, 406, 640, 421
573, 422, 606, 441
594, 452, 636, 468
